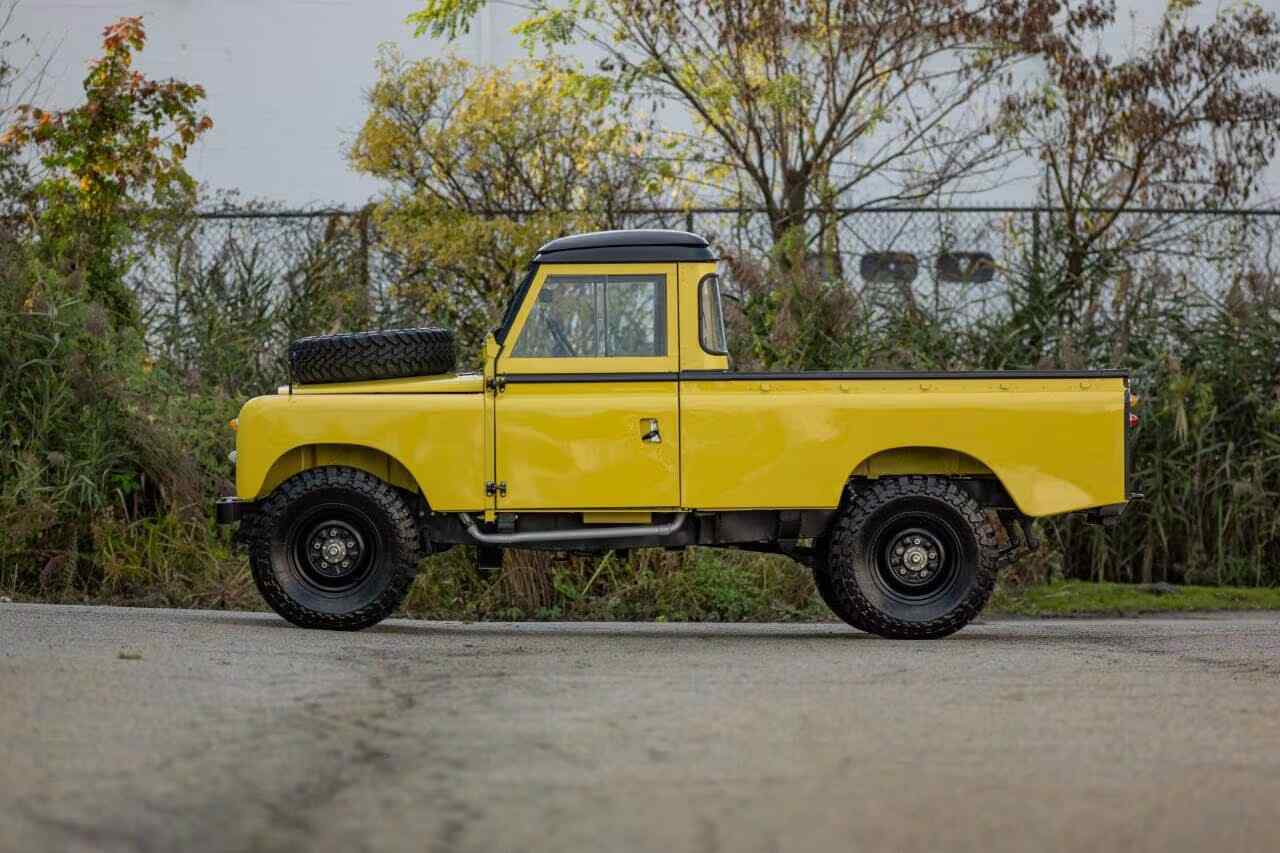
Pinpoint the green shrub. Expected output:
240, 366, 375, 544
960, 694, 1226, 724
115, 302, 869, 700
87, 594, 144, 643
0, 239, 242, 599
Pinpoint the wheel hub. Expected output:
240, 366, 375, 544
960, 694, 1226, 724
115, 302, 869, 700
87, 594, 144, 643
887, 528, 944, 587
305, 522, 364, 579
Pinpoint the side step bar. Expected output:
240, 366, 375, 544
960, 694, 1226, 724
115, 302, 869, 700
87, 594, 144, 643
458, 512, 689, 546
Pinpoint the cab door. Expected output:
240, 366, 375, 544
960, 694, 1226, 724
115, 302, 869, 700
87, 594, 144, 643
493, 263, 680, 511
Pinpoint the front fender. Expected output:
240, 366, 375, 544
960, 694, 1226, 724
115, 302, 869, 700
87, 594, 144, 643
235, 392, 485, 511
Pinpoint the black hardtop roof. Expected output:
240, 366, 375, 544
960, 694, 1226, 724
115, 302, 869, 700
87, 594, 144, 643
534, 229, 716, 263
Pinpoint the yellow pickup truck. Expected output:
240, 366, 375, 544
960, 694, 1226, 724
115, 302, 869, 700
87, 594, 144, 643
218, 230, 1136, 638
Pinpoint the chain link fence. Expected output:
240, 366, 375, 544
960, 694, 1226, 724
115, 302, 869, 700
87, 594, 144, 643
129, 204, 1280, 388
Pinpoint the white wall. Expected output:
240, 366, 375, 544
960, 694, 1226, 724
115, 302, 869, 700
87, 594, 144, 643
7, 0, 1278, 208
8, 0, 529, 206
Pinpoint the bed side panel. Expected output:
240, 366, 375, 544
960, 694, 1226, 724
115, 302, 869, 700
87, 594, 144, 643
679, 376, 1126, 516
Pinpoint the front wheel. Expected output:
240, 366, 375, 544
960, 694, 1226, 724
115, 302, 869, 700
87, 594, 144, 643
245, 466, 421, 630
820, 476, 998, 639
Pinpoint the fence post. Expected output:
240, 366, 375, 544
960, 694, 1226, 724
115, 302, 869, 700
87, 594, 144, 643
1032, 209, 1042, 283
358, 206, 371, 323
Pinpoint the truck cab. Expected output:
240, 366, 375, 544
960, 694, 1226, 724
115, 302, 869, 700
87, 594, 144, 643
483, 229, 723, 513
220, 229, 1134, 638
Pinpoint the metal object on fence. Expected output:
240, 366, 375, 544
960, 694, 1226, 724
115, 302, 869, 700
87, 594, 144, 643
859, 251, 920, 284
936, 252, 996, 284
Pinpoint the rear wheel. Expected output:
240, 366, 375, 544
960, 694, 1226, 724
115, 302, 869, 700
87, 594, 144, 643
811, 536, 849, 620
820, 476, 998, 639
246, 466, 421, 630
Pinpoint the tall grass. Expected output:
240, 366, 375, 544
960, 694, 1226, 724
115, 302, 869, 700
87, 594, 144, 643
403, 547, 825, 622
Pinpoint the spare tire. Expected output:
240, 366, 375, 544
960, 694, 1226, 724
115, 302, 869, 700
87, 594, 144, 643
289, 328, 455, 385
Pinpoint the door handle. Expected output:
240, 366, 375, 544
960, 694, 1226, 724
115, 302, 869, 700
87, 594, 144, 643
640, 418, 662, 444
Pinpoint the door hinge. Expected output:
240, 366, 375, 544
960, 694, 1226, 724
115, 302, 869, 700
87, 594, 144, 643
487, 375, 507, 393
484, 480, 507, 497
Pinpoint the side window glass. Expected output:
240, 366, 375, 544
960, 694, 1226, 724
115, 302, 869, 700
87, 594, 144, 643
513, 274, 666, 358
698, 274, 728, 355
604, 275, 665, 356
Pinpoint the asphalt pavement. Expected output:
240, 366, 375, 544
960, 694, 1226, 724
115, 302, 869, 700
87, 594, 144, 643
2, 603, 1279, 853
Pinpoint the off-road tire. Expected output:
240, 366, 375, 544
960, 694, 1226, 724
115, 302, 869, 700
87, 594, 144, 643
245, 466, 421, 630
289, 327, 455, 385
821, 476, 998, 639
811, 536, 847, 617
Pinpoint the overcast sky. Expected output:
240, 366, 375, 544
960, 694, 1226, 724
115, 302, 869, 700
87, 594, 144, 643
8, 0, 1279, 209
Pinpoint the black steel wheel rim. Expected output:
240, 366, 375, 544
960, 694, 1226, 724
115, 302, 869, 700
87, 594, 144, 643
287, 504, 379, 593
867, 510, 963, 604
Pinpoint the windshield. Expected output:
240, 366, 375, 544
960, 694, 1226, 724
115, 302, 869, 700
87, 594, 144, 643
495, 267, 536, 344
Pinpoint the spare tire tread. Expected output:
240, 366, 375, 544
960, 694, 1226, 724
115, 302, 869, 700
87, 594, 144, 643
289, 327, 455, 385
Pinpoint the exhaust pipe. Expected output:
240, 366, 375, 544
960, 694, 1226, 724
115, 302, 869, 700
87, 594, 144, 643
458, 512, 688, 546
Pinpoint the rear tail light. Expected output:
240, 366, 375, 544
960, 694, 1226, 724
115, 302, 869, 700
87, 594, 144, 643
1128, 412, 1139, 428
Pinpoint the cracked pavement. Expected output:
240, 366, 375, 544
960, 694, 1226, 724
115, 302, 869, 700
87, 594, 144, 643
3, 603, 1279, 852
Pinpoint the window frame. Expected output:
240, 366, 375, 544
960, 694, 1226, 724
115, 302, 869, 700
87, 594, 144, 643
498, 263, 678, 375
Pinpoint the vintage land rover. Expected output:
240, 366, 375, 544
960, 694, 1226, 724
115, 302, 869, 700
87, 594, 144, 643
218, 230, 1136, 638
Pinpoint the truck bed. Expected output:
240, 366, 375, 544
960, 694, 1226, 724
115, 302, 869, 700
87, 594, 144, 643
678, 370, 1130, 516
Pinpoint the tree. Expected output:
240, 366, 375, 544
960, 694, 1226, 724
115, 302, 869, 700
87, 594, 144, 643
1, 16, 213, 326
0, 0, 45, 212
1003, 0, 1280, 352
348, 48, 675, 358
410, 0, 1065, 263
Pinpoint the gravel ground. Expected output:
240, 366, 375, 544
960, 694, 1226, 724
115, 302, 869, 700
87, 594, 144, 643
2, 603, 1279, 853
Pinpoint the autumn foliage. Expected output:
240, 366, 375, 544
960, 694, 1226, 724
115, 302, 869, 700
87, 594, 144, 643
349, 50, 675, 358
2, 16, 212, 323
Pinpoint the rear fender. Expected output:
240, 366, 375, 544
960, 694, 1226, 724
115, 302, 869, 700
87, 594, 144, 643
849, 446, 1019, 513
